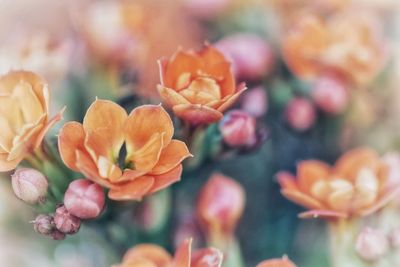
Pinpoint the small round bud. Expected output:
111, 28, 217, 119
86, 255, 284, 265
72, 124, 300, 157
285, 98, 316, 131
355, 227, 389, 261
51, 229, 66, 241
311, 75, 348, 114
389, 228, 400, 248
32, 214, 54, 235
54, 205, 81, 235
241, 86, 268, 117
11, 168, 48, 204
219, 110, 257, 147
64, 179, 105, 219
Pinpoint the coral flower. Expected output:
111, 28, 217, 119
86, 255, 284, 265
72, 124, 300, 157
0, 71, 64, 171
58, 100, 192, 200
282, 11, 386, 86
116, 238, 223, 267
256, 257, 297, 267
158, 45, 246, 125
278, 148, 400, 219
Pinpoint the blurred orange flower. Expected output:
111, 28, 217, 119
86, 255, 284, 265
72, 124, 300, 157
197, 173, 245, 238
58, 100, 192, 200
158, 45, 246, 125
0, 71, 64, 171
256, 257, 296, 267
117, 238, 223, 267
278, 148, 400, 219
282, 11, 387, 86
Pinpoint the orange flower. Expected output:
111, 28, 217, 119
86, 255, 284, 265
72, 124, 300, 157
282, 11, 387, 86
197, 173, 245, 238
158, 45, 246, 125
116, 238, 223, 267
58, 100, 192, 201
0, 71, 64, 171
278, 148, 400, 219
256, 257, 296, 267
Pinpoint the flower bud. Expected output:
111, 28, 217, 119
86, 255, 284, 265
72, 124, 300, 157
219, 110, 257, 147
11, 168, 48, 204
183, 0, 231, 19
197, 173, 245, 238
241, 86, 268, 117
311, 75, 348, 114
355, 227, 388, 261
54, 205, 81, 235
51, 229, 66, 241
64, 179, 105, 219
285, 98, 316, 131
216, 34, 274, 80
32, 214, 54, 235
389, 228, 400, 248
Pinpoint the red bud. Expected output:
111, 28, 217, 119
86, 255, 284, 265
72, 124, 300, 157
285, 98, 316, 131
219, 110, 256, 147
54, 205, 81, 235
312, 75, 348, 114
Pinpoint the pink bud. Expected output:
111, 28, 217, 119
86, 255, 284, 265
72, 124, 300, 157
311, 75, 349, 114
355, 227, 388, 261
11, 168, 48, 204
216, 34, 274, 80
32, 214, 54, 235
241, 86, 268, 117
389, 228, 400, 248
285, 98, 316, 131
219, 110, 257, 147
51, 229, 66, 241
54, 205, 81, 235
183, 0, 231, 19
197, 173, 245, 237
64, 179, 105, 219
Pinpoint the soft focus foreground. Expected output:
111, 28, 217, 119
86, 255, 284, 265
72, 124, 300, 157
0, 0, 400, 267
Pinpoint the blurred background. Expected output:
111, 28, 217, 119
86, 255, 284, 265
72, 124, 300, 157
1, 0, 400, 266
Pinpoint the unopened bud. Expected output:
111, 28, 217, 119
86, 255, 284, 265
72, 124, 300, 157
64, 179, 105, 219
54, 205, 81, 235
285, 98, 316, 131
197, 173, 245, 238
389, 228, 400, 248
216, 34, 274, 80
311, 75, 348, 114
11, 168, 48, 204
51, 229, 66, 240
219, 110, 257, 147
32, 214, 54, 235
355, 227, 388, 261
241, 86, 268, 117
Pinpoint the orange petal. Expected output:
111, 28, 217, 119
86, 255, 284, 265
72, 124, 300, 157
298, 209, 348, 219
199, 45, 227, 68
191, 248, 223, 267
256, 257, 297, 267
34, 106, 66, 149
157, 85, 191, 108
173, 104, 223, 125
108, 176, 155, 201
122, 244, 172, 266
157, 57, 169, 86
180, 77, 221, 105
0, 152, 24, 172
276, 171, 298, 191
204, 61, 235, 97
297, 160, 331, 194
83, 99, 127, 161
216, 83, 247, 113
75, 150, 115, 188
174, 238, 192, 267
150, 140, 192, 175
163, 50, 204, 89
125, 105, 173, 152
281, 189, 324, 210
148, 164, 183, 194
358, 186, 400, 217
128, 133, 164, 172
334, 147, 379, 182
58, 121, 85, 171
